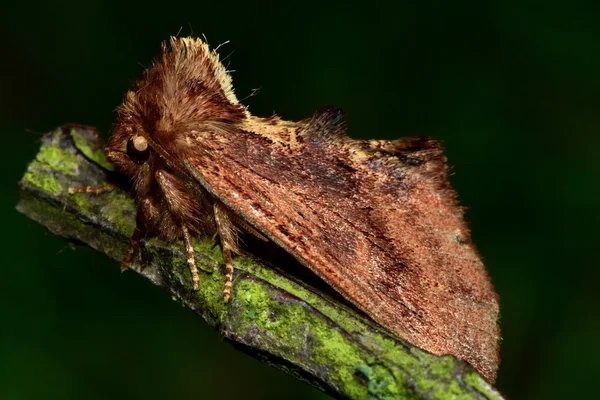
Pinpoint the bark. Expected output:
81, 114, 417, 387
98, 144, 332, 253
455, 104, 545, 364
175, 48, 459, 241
16, 125, 505, 400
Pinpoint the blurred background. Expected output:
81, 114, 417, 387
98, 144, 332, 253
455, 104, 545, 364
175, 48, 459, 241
2, 1, 599, 399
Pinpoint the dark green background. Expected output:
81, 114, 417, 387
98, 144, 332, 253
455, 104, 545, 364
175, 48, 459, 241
2, 1, 598, 399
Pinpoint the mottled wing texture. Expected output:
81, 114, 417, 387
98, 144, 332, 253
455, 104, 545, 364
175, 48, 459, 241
120, 38, 499, 381
185, 110, 500, 381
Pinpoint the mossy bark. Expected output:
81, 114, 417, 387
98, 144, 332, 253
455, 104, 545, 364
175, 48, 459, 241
17, 126, 505, 400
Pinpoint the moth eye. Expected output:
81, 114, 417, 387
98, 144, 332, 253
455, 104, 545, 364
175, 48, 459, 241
127, 135, 150, 163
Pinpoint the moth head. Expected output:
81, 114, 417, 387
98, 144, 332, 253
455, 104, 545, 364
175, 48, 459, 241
105, 122, 156, 197
107, 36, 248, 186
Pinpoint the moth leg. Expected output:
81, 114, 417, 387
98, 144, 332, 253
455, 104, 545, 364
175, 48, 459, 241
235, 218, 269, 242
69, 149, 127, 195
121, 226, 143, 271
68, 183, 115, 195
182, 225, 200, 290
214, 203, 239, 303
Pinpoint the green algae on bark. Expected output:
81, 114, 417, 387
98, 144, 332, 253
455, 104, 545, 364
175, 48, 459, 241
16, 126, 505, 400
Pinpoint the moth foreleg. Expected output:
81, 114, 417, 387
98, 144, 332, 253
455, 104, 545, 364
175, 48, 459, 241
68, 183, 115, 195
214, 203, 239, 303
69, 150, 128, 195
181, 225, 200, 290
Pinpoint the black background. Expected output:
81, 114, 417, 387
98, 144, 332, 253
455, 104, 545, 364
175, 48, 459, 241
2, 1, 598, 399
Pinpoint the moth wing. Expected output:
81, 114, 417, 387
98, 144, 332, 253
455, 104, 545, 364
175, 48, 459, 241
183, 111, 499, 381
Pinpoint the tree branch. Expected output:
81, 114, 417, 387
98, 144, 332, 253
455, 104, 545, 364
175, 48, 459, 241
17, 126, 504, 400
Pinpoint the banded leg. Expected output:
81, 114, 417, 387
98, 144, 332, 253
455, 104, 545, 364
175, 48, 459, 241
222, 243, 234, 303
68, 183, 115, 195
214, 203, 239, 303
182, 225, 200, 290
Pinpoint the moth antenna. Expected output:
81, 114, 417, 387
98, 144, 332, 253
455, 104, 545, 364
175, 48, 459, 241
182, 225, 200, 290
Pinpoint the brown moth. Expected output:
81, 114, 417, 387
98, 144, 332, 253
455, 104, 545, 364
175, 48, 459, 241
73, 37, 499, 381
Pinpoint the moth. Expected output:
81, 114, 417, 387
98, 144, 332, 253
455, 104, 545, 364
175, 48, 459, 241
71, 37, 500, 381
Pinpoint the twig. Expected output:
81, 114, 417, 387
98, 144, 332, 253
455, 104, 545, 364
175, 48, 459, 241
16, 126, 504, 400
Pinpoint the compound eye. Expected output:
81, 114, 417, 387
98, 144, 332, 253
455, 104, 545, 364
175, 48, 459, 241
127, 135, 150, 163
